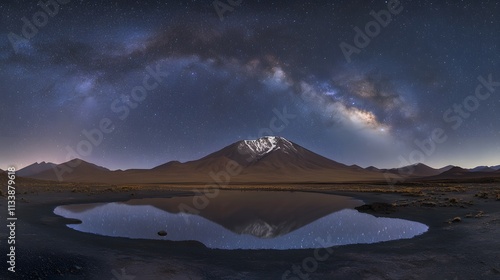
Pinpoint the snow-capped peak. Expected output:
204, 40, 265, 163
241, 136, 278, 155
237, 136, 297, 158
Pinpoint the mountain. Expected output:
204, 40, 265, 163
152, 160, 182, 170
439, 167, 470, 177
422, 166, 500, 181
365, 166, 381, 172
30, 159, 111, 182
385, 163, 442, 177
438, 165, 455, 173
28, 136, 385, 184
0, 167, 60, 188
470, 166, 496, 172
349, 164, 365, 171
148, 136, 385, 184
23, 137, 498, 184
188, 136, 348, 170
470, 165, 500, 172
18, 162, 57, 177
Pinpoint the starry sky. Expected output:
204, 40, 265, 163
1, 0, 499, 170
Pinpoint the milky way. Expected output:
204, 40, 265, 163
1, 0, 499, 170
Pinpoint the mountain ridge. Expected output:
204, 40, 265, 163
18, 162, 57, 177
28, 137, 385, 183
20, 136, 500, 184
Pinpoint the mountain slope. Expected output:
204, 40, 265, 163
172, 136, 349, 172
30, 159, 111, 182
385, 163, 442, 177
18, 162, 57, 177
470, 165, 500, 172
365, 166, 381, 172
169, 136, 381, 183
439, 167, 470, 177
421, 166, 500, 181
438, 165, 455, 173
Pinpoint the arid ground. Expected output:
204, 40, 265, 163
1, 182, 500, 280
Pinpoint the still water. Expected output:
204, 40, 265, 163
54, 191, 428, 250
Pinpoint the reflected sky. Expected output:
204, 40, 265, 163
53, 191, 428, 250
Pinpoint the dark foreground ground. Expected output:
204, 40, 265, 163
1, 183, 499, 280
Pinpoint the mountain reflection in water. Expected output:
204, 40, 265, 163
54, 191, 429, 250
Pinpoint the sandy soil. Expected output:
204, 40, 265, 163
1, 183, 499, 279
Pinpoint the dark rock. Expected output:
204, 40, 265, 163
157, 230, 168, 236
355, 202, 395, 214
421, 201, 437, 207
475, 192, 488, 199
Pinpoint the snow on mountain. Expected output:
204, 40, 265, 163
239, 136, 278, 156
237, 136, 298, 160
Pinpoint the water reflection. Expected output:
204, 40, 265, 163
54, 191, 428, 250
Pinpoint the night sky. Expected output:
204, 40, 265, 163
1, 0, 499, 170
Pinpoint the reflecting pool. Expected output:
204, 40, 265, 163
54, 191, 428, 250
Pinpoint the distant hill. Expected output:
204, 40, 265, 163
439, 167, 470, 177
18, 162, 57, 177
421, 166, 500, 181
470, 165, 500, 172
438, 165, 455, 173
365, 166, 381, 172
31, 159, 111, 182
349, 165, 365, 171
384, 163, 442, 177
470, 166, 496, 172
